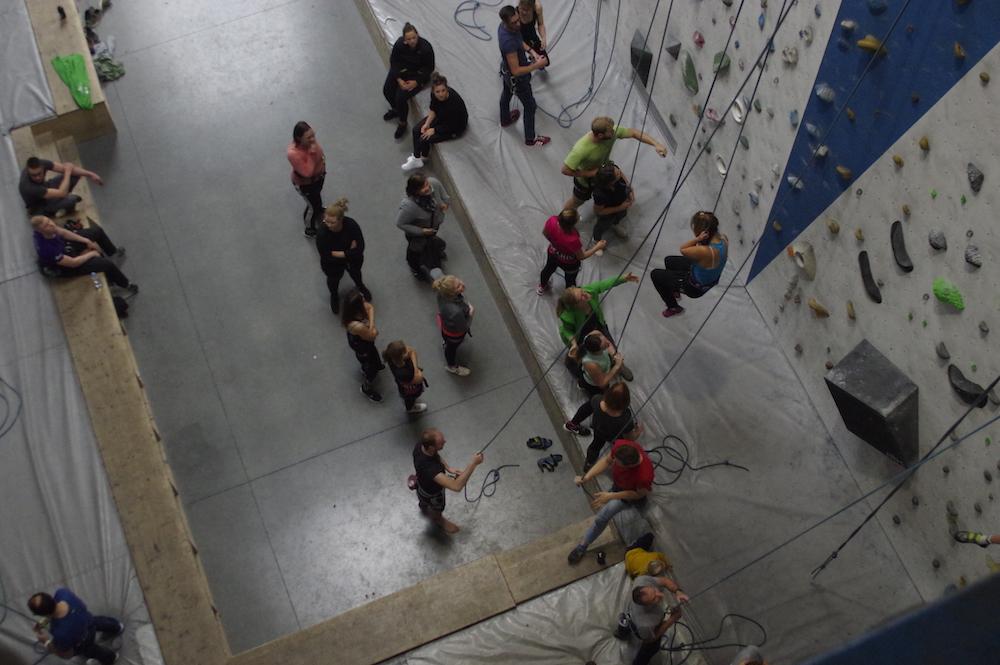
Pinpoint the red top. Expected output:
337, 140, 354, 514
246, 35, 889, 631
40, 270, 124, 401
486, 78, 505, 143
544, 215, 582, 261
610, 440, 654, 491
287, 141, 326, 186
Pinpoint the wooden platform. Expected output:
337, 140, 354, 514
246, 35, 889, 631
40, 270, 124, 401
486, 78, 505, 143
23, 0, 115, 142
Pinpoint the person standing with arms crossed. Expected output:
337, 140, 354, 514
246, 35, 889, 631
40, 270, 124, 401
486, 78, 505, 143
498, 6, 549, 146
287, 121, 326, 237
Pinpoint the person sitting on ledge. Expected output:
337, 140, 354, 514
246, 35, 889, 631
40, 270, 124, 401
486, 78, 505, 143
20, 156, 103, 217
31, 216, 137, 293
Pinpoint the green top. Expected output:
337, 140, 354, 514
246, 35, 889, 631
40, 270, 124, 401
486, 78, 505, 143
558, 275, 627, 346
564, 125, 629, 186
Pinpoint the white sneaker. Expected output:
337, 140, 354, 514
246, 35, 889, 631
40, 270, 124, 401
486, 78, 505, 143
445, 364, 471, 376
594, 247, 604, 258
612, 223, 629, 238
401, 155, 424, 170
406, 403, 428, 414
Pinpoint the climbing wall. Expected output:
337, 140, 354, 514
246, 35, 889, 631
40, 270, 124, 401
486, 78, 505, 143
612, 0, 1000, 601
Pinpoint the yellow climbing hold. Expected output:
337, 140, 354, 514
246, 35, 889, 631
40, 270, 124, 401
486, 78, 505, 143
808, 298, 830, 318
846, 108, 856, 121
855, 229, 865, 241
919, 137, 930, 151
826, 219, 840, 234
981, 72, 991, 84
846, 300, 855, 320
773, 221, 783, 232
954, 42, 966, 58
987, 555, 1000, 574
857, 35, 887, 55
902, 204, 910, 215
893, 155, 903, 166
836, 166, 852, 180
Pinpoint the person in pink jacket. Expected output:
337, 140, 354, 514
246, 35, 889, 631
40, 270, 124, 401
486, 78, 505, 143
286, 121, 326, 238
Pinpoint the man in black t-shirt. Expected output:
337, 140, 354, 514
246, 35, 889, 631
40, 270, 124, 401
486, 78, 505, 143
19, 156, 103, 216
412, 429, 484, 533
591, 163, 634, 255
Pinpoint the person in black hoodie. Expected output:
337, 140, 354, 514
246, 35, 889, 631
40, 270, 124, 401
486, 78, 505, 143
383, 23, 435, 139
316, 199, 369, 314
401, 72, 468, 170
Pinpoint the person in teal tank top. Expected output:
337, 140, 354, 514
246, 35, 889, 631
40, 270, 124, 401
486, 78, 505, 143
650, 211, 728, 318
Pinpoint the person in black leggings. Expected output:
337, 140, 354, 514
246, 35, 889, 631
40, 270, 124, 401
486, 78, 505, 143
384, 340, 427, 413
31, 215, 137, 291
432, 275, 474, 376
565, 382, 643, 472
342, 289, 385, 403
286, 121, 326, 237
316, 198, 370, 314
383, 23, 435, 139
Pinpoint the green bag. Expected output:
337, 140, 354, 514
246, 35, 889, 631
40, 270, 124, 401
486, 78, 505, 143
52, 54, 93, 109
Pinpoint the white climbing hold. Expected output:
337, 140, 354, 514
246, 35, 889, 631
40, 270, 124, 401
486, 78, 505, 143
792, 241, 817, 280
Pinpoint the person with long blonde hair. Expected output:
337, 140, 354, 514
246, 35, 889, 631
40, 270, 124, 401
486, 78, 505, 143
432, 275, 474, 376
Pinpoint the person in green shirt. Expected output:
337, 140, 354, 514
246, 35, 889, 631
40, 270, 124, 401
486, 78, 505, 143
561, 117, 667, 211
556, 273, 638, 381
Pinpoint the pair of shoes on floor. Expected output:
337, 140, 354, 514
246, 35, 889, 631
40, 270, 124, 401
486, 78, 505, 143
567, 545, 587, 564
563, 421, 592, 437
361, 384, 383, 403
394, 123, 408, 139
445, 364, 471, 376
406, 403, 427, 414
303, 227, 316, 238
612, 223, 629, 239
500, 109, 521, 127
537, 453, 563, 472
526, 436, 552, 449
383, 108, 398, 121
662, 306, 685, 318
955, 531, 991, 547
525, 136, 551, 146
536, 281, 551, 295
402, 154, 425, 170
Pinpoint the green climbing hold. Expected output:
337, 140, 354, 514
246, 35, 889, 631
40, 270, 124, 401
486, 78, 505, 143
682, 50, 699, 94
739, 136, 750, 149
972, 364, 977, 371
669, 114, 677, 126
931, 189, 937, 198
987, 438, 992, 446
922, 319, 927, 326
961, 195, 967, 204
713, 52, 732, 73
753, 99, 762, 112
908, 313, 913, 320
933, 278, 965, 309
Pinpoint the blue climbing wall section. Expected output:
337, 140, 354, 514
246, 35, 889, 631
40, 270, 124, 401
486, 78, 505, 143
748, 0, 1000, 282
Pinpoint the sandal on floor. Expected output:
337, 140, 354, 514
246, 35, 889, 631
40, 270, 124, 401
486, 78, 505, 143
537, 454, 563, 472
526, 436, 553, 449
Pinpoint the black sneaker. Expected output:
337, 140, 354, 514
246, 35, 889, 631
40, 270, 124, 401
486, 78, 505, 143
361, 384, 383, 403
383, 109, 398, 121
563, 421, 591, 437
304, 227, 316, 238
567, 546, 586, 564
126, 283, 139, 295
114, 246, 126, 258
394, 123, 407, 139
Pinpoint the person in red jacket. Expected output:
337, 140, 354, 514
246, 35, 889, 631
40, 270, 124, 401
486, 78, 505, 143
567, 440, 653, 564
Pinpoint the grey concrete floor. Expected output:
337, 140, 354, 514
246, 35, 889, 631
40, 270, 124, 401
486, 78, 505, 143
78, 0, 591, 653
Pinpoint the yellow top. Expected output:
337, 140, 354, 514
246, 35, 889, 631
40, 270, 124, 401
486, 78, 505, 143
624, 548, 671, 578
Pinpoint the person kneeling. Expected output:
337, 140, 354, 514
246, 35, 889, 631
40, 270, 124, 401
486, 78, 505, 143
31, 216, 137, 293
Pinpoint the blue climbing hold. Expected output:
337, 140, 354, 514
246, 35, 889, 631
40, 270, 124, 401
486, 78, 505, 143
759, 13, 765, 30
735, 40, 740, 49
814, 4, 822, 17
805, 123, 820, 138
790, 109, 799, 126
749, 192, 759, 207
867, 0, 887, 15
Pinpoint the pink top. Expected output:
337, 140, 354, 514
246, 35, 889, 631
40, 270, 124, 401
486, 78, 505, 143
287, 141, 326, 186
544, 215, 582, 261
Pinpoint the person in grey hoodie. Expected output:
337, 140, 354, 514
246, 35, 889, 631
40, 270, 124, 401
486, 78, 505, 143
395, 173, 451, 281
432, 275, 474, 376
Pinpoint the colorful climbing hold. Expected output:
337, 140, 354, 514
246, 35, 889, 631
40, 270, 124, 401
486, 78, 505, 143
922, 319, 927, 327
961, 195, 967, 204
669, 114, 677, 126
758, 13, 765, 29
846, 108, 856, 121
826, 219, 840, 234
908, 312, 913, 320
789, 109, 799, 126
846, 300, 855, 320
740, 136, 750, 149
893, 155, 903, 167
920, 136, 930, 151
808, 298, 829, 318
855, 229, 865, 240
954, 42, 966, 58
682, 50, 698, 94
930, 189, 937, 198
753, 99, 762, 112
902, 204, 910, 215
773, 220, 782, 231
933, 278, 965, 309
981, 72, 991, 84
857, 35, 887, 55
836, 166, 852, 180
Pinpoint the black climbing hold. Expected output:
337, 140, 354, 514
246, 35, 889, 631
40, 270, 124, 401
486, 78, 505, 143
912, 496, 919, 506
975, 502, 982, 513
928, 229, 947, 251
943, 465, 950, 473
858, 251, 882, 303
890, 221, 913, 272
968, 163, 984, 193
948, 365, 988, 408
892, 515, 900, 524
932, 559, 940, 568
936, 342, 950, 360
986, 470, 994, 482
911, 92, 920, 104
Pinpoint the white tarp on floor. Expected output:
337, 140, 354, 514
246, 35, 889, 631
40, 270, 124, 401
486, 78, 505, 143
368, 1, 925, 663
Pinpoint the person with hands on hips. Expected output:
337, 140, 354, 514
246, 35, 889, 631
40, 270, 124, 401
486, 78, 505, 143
568, 439, 653, 564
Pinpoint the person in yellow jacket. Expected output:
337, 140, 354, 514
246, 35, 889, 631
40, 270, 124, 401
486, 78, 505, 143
624, 532, 671, 578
